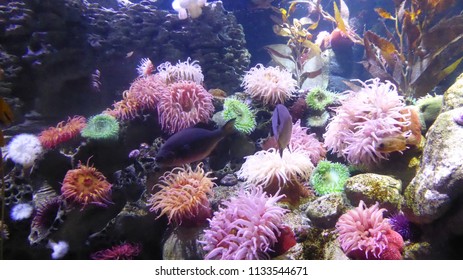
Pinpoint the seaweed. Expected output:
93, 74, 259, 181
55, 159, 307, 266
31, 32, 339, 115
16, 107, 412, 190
363, 0, 463, 99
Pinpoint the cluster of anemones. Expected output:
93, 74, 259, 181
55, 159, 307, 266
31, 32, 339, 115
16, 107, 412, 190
147, 163, 215, 226
200, 186, 288, 260
324, 78, 411, 166
61, 161, 113, 210
38, 116, 87, 149
241, 64, 297, 106
336, 201, 404, 260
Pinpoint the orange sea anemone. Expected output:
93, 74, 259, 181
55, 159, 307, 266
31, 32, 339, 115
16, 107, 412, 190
147, 163, 215, 226
38, 116, 86, 149
61, 161, 112, 209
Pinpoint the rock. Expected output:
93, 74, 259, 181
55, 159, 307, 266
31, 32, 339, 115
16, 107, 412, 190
345, 173, 403, 213
162, 226, 206, 260
442, 73, 463, 112
305, 193, 346, 229
404, 106, 463, 224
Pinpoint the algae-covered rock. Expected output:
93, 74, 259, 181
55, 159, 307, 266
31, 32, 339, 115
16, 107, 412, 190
442, 73, 463, 112
404, 107, 463, 224
305, 193, 346, 229
345, 173, 403, 213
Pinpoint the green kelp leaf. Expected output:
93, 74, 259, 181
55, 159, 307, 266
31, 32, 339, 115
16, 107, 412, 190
437, 56, 463, 82
264, 44, 296, 74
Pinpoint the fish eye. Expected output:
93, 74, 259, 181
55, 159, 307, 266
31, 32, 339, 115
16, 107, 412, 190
378, 143, 385, 149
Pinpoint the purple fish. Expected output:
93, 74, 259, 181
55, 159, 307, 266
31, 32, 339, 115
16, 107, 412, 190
155, 119, 236, 167
272, 104, 293, 157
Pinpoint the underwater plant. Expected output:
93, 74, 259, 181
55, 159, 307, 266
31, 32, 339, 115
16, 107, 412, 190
236, 147, 313, 204
81, 114, 120, 140
363, 0, 463, 99
38, 116, 87, 149
241, 64, 297, 106
158, 80, 214, 134
310, 160, 350, 196
305, 86, 336, 111
61, 161, 113, 209
336, 201, 404, 260
222, 97, 256, 134
91, 242, 142, 260
147, 163, 215, 226
200, 185, 288, 260
323, 78, 412, 166
4, 133, 44, 168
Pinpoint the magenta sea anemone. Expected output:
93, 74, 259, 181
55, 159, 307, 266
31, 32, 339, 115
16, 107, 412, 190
324, 78, 411, 166
157, 80, 214, 134
335, 200, 404, 260
241, 64, 297, 106
289, 120, 326, 165
200, 185, 288, 260
91, 243, 142, 260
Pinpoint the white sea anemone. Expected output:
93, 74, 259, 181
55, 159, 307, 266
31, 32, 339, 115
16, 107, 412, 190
10, 203, 34, 221
5, 133, 44, 168
48, 240, 70, 260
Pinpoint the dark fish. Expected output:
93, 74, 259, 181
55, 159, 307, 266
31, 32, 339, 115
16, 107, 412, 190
155, 119, 236, 167
272, 104, 292, 157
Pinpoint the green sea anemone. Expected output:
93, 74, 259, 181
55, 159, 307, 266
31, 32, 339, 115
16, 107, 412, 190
222, 97, 256, 134
310, 160, 350, 196
305, 87, 336, 111
306, 111, 330, 128
81, 114, 120, 140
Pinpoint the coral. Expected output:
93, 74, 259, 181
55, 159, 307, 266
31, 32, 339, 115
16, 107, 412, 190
38, 116, 87, 149
157, 81, 214, 134
222, 97, 256, 134
236, 148, 313, 204
136, 58, 155, 77
147, 163, 215, 226
91, 243, 142, 260
288, 120, 326, 165
61, 162, 113, 209
5, 133, 44, 168
305, 87, 336, 111
323, 78, 411, 166
10, 203, 34, 221
157, 57, 204, 85
172, 0, 207, 20
335, 201, 404, 260
200, 186, 288, 260
81, 114, 120, 140
310, 161, 350, 196
241, 64, 297, 106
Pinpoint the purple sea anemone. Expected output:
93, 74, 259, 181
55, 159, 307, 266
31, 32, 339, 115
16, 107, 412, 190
324, 78, 410, 166
388, 212, 413, 240
91, 243, 142, 260
200, 185, 288, 260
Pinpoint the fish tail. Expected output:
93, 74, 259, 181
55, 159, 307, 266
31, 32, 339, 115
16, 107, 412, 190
222, 118, 236, 136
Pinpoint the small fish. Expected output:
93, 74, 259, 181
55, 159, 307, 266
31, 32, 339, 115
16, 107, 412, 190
126, 51, 134, 58
376, 135, 407, 153
155, 119, 236, 167
272, 104, 292, 157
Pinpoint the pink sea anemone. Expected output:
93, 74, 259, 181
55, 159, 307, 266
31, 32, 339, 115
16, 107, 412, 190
200, 185, 288, 260
335, 200, 404, 260
323, 78, 411, 166
289, 120, 326, 165
241, 64, 297, 106
91, 243, 142, 260
157, 80, 214, 134
147, 163, 215, 226
38, 116, 87, 149
157, 57, 204, 85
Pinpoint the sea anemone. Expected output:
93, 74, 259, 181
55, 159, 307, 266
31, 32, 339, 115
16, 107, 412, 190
236, 148, 313, 204
157, 57, 204, 85
388, 212, 413, 241
310, 160, 350, 196
61, 161, 113, 209
29, 196, 64, 245
324, 78, 411, 166
10, 203, 34, 221
306, 111, 330, 128
288, 120, 326, 165
305, 87, 336, 111
5, 133, 44, 168
241, 64, 297, 106
147, 163, 215, 226
335, 200, 404, 260
91, 243, 142, 260
157, 80, 214, 134
172, 0, 207, 19
81, 114, 120, 140
136, 58, 155, 77
200, 185, 288, 260
38, 116, 87, 149
48, 240, 69, 259
222, 97, 256, 134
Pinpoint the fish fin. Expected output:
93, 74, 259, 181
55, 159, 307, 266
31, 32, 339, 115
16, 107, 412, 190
222, 118, 236, 136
